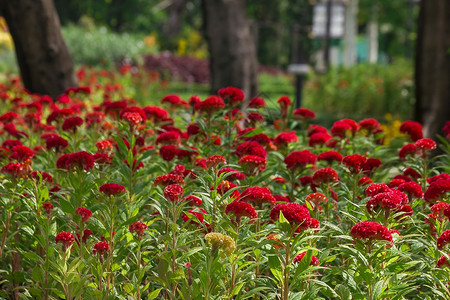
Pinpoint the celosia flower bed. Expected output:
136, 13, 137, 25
0, 70, 449, 299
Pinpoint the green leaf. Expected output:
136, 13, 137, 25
372, 280, 385, 300
147, 288, 162, 299
123, 282, 135, 295
32, 265, 43, 283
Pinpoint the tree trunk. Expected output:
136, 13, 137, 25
0, 0, 77, 99
415, 0, 450, 140
202, 0, 258, 98
164, 0, 189, 38
343, 0, 358, 66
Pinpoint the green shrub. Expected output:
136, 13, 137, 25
62, 25, 154, 68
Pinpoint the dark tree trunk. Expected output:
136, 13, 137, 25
164, 0, 189, 38
202, 0, 258, 98
414, 0, 450, 140
0, 0, 77, 99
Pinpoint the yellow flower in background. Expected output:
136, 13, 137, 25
0, 17, 13, 50
381, 113, 403, 144
205, 232, 235, 256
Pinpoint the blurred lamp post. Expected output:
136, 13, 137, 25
288, 63, 310, 109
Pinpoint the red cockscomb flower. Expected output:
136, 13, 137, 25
437, 255, 450, 268
154, 174, 185, 187
143, 106, 169, 123
45, 135, 69, 151
398, 182, 423, 200
238, 155, 266, 175
415, 138, 436, 157
218, 87, 245, 106
309, 132, 332, 147
317, 151, 343, 165
10, 145, 34, 162
42, 202, 54, 218
55, 232, 75, 250
277, 96, 291, 118
424, 178, 450, 204
400, 120, 423, 141
365, 183, 390, 197
331, 119, 359, 138
358, 176, 373, 186
284, 150, 317, 170
75, 207, 92, 222
225, 201, 257, 223
293, 252, 320, 266
164, 184, 183, 202
240, 186, 276, 207
431, 202, 450, 221
62, 116, 83, 132
129, 222, 148, 239
248, 97, 266, 108
293, 108, 316, 121
194, 96, 225, 115
235, 141, 266, 158
56, 151, 95, 171
366, 189, 408, 214
160, 144, 178, 161
1, 161, 32, 178
361, 158, 382, 176
343, 154, 367, 174
358, 118, 381, 134
312, 168, 340, 185
182, 195, 203, 206
155, 131, 181, 145
93, 241, 109, 255
437, 230, 450, 250
403, 168, 421, 180
274, 131, 298, 148
350, 221, 393, 242
205, 155, 227, 169
218, 168, 246, 181
270, 202, 318, 232
99, 183, 126, 196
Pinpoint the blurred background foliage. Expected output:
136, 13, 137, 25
0, 0, 418, 127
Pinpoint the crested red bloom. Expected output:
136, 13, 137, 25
246, 112, 265, 125
284, 150, 317, 170
317, 150, 343, 164
437, 230, 450, 250
160, 144, 178, 161
243, 133, 272, 147
403, 168, 421, 180
400, 120, 423, 142
366, 189, 408, 213
42, 202, 54, 218
424, 178, 450, 204
164, 184, 183, 202
270, 202, 317, 231
293, 252, 320, 266
85, 111, 105, 128
398, 182, 423, 199
398, 143, 417, 161
437, 255, 450, 268
45, 135, 68, 151
75, 207, 92, 222
143, 106, 169, 123
235, 141, 266, 158
31, 170, 53, 183
99, 183, 126, 196
0, 111, 19, 123
312, 168, 340, 185
62, 116, 84, 132
293, 108, 316, 121
307, 124, 329, 137
93, 153, 113, 165
216, 180, 240, 199
1, 161, 32, 178
9, 145, 34, 162
415, 138, 436, 157
194, 96, 225, 114
358, 176, 373, 186
55, 232, 75, 250
309, 132, 332, 147
119, 106, 147, 122
427, 173, 450, 185
95, 140, 114, 153
350, 221, 393, 242
248, 97, 266, 108
274, 131, 298, 148
129, 222, 148, 239
225, 201, 257, 222
365, 183, 390, 197
361, 158, 382, 176
56, 151, 95, 171
161, 94, 184, 106
155, 131, 181, 145
305, 192, 327, 206
218, 168, 246, 181
218, 87, 245, 105
2, 139, 22, 149
238, 155, 266, 174
343, 154, 367, 174
182, 195, 203, 206
182, 208, 207, 226
93, 241, 109, 255
358, 118, 381, 134
430, 202, 450, 221
277, 96, 291, 118
331, 119, 359, 138
205, 155, 227, 169
240, 186, 276, 207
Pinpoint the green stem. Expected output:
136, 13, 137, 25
283, 238, 291, 300
0, 210, 11, 259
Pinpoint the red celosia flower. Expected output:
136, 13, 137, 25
274, 131, 298, 148
77, 229, 93, 243
428, 174, 450, 185
235, 141, 266, 158
95, 140, 114, 153
431, 202, 450, 221
317, 151, 343, 164
0, 111, 19, 123
248, 97, 266, 108
424, 178, 450, 204
225, 201, 257, 222
154, 174, 185, 187
62, 116, 83, 132
403, 168, 421, 180
388, 178, 406, 188
277, 96, 291, 118
274, 194, 290, 203
365, 183, 390, 197
31, 170, 53, 183
240, 186, 276, 207
161, 94, 183, 106
343, 154, 367, 174
284, 150, 317, 170
246, 112, 265, 126
194, 96, 225, 115
398, 182, 423, 200
99, 183, 126, 196
218, 168, 246, 181
182, 208, 208, 227
45, 135, 69, 151
122, 112, 143, 127
366, 189, 408, 214
85, 111, 105, 128
205, 155, 227, 169
238, 155, 266, 174
350, 221, 393, 242
398, 143, 417, 161
437, 230, 450, 250
182, 195, 203, 206
119, 106, 146, 122
1, 161, 31, 178
93, 241, 109, 255
9, 145, 34, 162
358, 176, 373, 186
160, 144, 178, 161
218, 87, 245, 105
94, 153, 113, 165
129, 222, 148, 239
270, 203, 317, 232
331, 119, 359, 138
42, 202, 54, 218
244, 133, 272, 146
2, 139, 22, 149
415, 138, 437, 157
56, 151, 95, 171
293, 252, 320, 266
217, 180, 240, 199
155, 131, 181, 145
55, 232, 75, 250
293, 108, 316, 121
400, 120, 423, 141
312, 168, 339, 185
443, 121, 450, 140
437, 255, 450, 268
164, 184, 183, 202
309, 132, 332, 147
74, 207, 92, 222
361, 158, 382, 176
358, 118, 381, 134
305, 193, 327, 207
176, 146, 199, 162
143, 106, 169, 123
307, 124, 329, 137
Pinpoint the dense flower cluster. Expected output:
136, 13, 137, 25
293, 252, 320, 266
270, 202, 318, 231
225, 201, 257, 222
55, 232, 75, 250
284, 150, 316, 170
240, 186, 276, 207
99, 183, 126, 196
205, 232, 236, 256
129, 222, 148, 239
164, 184, 184, 202
56, 151, 95, 171
93, 241, 110, 256
312, 168, 340, 185
350, 221, 393, 242
75, 207, 93, 222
